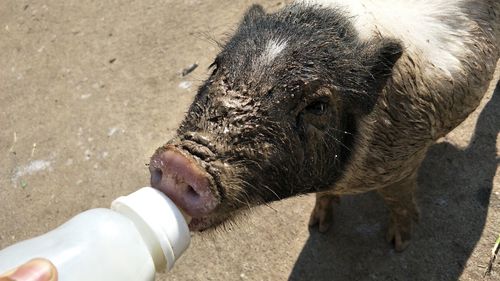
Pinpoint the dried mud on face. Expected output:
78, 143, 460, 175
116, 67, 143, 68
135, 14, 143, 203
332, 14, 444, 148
0, 1, 498, 280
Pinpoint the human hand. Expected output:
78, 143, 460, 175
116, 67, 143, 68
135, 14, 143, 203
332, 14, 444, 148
0, 259, 57, 281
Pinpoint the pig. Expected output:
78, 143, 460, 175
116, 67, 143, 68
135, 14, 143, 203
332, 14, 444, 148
149, 0, 499, 251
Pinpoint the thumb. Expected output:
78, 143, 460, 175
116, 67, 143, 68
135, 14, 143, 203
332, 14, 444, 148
0, 259, 58, 281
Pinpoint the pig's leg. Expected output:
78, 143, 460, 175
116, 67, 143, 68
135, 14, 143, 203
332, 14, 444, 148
308, 192, 340, 233
377, 174, 420, 251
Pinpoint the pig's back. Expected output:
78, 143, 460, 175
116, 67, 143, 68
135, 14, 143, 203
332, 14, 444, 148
302, 0, 498, 76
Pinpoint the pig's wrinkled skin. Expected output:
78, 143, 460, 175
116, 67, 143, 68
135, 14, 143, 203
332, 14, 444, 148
150, 0, 499, 251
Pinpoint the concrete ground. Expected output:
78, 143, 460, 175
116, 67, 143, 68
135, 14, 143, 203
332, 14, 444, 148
0, 1, 499, 280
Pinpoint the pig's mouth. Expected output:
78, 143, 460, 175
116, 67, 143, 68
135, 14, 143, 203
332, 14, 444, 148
149, 144, 224, 231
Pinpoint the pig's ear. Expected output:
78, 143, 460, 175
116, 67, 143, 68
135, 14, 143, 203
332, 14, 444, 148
351, 39, 403, 115
243, 4, 266, 24
367, 39, 403, 93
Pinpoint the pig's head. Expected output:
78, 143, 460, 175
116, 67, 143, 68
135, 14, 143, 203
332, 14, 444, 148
150, 4, 402, 230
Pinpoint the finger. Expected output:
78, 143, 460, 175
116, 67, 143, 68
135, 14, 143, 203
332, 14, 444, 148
0, 259, 58, 281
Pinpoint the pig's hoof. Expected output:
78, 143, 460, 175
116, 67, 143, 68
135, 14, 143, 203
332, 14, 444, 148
386, 221, 412, 251
308, 212, 332, 233
308, 195, 338, 233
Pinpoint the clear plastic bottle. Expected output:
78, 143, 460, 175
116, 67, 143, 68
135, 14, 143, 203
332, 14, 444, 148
0, 187, 190, 281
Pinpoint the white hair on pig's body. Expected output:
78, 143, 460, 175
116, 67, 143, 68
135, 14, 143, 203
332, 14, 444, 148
301, 0, 474, 76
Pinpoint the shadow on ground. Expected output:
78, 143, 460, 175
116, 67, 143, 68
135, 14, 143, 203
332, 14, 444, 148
289, 84, 499, 281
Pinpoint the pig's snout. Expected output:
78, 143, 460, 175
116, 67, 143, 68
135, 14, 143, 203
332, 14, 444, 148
149, 146, 219, 217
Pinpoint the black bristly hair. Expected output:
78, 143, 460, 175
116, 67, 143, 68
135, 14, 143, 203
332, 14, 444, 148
215, 3, 402, 115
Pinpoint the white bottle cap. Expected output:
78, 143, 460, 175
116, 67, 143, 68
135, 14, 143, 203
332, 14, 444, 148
111, 187, 191, 271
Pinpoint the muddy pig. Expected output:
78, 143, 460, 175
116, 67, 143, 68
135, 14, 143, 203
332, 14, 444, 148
149, 0, 499, 251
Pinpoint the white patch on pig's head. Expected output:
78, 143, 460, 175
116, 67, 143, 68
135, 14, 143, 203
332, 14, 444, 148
262, 39, 287, 64
253, 39, 287, 71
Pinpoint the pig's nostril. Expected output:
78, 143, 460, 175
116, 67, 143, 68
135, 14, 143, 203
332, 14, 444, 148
186, 185, 199, 198
151, 168, 163, 187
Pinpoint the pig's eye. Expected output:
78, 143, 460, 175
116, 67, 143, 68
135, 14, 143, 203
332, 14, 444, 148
305, 101, 328, 115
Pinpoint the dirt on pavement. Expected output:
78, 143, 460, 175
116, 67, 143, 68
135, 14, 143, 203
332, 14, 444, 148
0, 1, 499, 280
